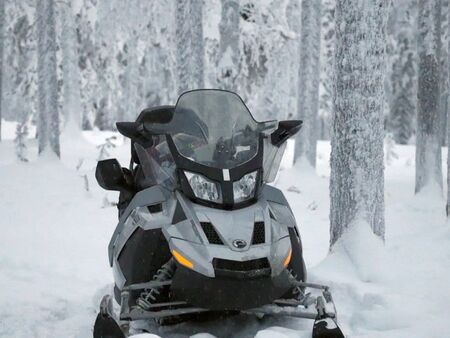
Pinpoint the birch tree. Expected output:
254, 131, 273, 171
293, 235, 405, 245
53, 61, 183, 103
176, 0, 205, 93
217, 0, 240, 91
37, 0, 60, 157
294, 0, 321, 166
0, 0, 4, 141
330, 0, 388, 246
415, 0, 443, 194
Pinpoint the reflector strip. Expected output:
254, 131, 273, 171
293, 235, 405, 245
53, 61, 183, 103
172, 249, 194, 269
223, 169, 230, 181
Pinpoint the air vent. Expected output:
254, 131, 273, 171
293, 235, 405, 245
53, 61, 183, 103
147, 203, 162, 213
269, 209, 276, 220
200, 222, 223, 244
252, 222, 265, 244
212, 257, 270, 271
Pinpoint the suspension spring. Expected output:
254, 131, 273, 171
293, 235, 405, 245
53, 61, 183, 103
136, 258, 176, 310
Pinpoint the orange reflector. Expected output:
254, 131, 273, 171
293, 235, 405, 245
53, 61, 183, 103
283, 248, 292, 267
172, 249, 194, 269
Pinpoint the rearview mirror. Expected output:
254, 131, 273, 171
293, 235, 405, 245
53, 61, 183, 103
271, 120, 303, 147
96, 159, 127, 191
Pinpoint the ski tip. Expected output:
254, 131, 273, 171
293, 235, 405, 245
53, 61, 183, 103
312, 317, 345, 338
93, 312, 126, 338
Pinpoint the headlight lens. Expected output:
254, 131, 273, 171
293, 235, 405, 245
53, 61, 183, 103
233, 171, 257, 203
184, 171, 222, 203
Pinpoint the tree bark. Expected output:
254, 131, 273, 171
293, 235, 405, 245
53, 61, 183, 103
217, 0, 240, 91
0, 0, 5, 141
294, 0, 321, 167
37, 0, 60, 157
176, 0, 205, 94
330, 0, 388, 247
415, 0, 443, 194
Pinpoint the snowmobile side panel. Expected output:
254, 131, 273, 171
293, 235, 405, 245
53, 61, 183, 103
108, 185, 168, 265
115, 227, 171, 289
261, 185, 293, 215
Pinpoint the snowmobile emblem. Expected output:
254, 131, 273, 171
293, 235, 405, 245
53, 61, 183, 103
232, 239, 247, 249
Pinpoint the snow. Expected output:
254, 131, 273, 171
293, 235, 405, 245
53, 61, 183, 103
1, 124, 450, 338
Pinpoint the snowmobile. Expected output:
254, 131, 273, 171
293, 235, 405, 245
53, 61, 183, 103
93, 89, 345, 338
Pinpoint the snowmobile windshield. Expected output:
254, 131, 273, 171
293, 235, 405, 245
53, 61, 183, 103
169, 90, 266, 169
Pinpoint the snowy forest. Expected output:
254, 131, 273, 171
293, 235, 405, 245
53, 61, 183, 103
1, 0, 450, 337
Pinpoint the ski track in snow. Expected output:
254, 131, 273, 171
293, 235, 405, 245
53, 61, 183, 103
1, 130, 449, 338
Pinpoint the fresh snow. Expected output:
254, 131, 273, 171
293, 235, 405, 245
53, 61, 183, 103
1, 125, 450, 338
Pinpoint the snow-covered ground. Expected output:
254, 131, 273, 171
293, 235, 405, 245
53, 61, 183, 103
1, 123, 449, 338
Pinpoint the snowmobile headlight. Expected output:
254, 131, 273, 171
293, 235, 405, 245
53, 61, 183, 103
184, 171, 222, 203
233, 171, 257, 203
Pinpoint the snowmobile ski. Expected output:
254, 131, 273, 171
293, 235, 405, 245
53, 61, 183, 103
93, 295, 126, 338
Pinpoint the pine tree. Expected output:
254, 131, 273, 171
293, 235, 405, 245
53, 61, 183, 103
415, 0, 443, 194
176, 0, 205, 93
217, 0, 240, 91
294, 0, 321, 166
37, 0, 60, 157
330, 0, 388, 246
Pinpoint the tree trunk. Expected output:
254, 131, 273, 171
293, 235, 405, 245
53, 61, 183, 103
447, 1, 450, 216
37, 0, 60, 157
217, 0, 240, 91
0, 0, 5, 141
61, 1, 82, 134
415, 0, 443, 194
330, 0, 388, 247
294, 0, 321, 167
176, 0, 205, 94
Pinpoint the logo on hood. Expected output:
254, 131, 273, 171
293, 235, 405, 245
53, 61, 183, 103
232, 239, 247, 249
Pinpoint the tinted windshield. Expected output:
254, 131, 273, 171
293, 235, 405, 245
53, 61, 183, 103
170, 90, 262, 169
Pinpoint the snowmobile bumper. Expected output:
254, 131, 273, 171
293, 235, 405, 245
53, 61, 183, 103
170, 265, 292, 310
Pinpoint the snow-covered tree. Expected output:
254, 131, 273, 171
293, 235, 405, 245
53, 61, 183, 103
141, 1, 176, 108
389, 2, 417, 144
37, 0, 60, 157
439, 0, 449, 146
294, 0, 321, 166
415, 0, 443, 194
330, 0, 388, 246
76, 1, 96, 130
447, 1, 450, 216
15, 121, 29, 162
60, 1, 82, 135
257, 0, 299, 121
217, 0, 240, 91
176, 0, 205, 93
0, 0, 4, 141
